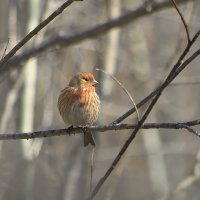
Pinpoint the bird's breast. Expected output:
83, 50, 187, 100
58, 87, 100, 126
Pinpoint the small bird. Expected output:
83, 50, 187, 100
57, 72, 100, 146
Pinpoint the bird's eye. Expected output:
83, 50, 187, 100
83, 77, 89, 82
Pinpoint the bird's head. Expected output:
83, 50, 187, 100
69, 72, 98, 89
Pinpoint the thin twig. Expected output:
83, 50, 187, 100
96, 68, 140, 121
171, 0, 191, 43
0, 0, 81, 69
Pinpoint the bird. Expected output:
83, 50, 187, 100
57, 71, 100, 146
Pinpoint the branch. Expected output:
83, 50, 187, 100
0, 119, 200, 140
2, 0, 193, 73
0, 0, 81, 69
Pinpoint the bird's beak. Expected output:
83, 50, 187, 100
92, 80, 98, 86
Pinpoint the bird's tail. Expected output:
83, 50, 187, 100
83, 128, 95, 146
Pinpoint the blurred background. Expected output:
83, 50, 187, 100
0, 0, 200, 199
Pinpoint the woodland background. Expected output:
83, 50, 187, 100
0, 0, 200, 199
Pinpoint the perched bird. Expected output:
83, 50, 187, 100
57, 72, 100, 146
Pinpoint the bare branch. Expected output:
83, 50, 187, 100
171, 0, 191, 43
1, 119, 199, 140
0, 0, 81, 69
1, 0, 193, 73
